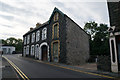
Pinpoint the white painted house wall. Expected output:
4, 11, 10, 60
2, 46, 15, 54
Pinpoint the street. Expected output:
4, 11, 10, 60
2, 54, 115, 80
0, 56, 2, 80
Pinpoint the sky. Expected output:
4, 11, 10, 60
0, 0, 111, 40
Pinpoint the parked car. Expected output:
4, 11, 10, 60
12, 51, 17, 54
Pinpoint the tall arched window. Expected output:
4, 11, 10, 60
32, 33, 35, 43
27, 35, 30, 44
42, 27, 47, 40
26, 45, 29, 55
36, 30, 40, 42
24, 37, 26, 45
24, 46, 26, 56
54, 12, 59, 21
52, 22, 59, 39
31, 45, 34, 56
35, 44, 39, 58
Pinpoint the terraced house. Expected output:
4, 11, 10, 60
23, 8, 90, 65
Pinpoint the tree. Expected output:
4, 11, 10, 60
6, 37, 18, 46
84, 21, 98, 39
84, 21, 110, 56
16, 39, 23, 52
2, 37, 23, 52
1, 39, 7, 45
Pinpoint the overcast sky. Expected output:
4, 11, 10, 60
0, 0, 110, 40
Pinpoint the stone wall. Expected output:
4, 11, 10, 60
48, 12, 67, 63
97, 55, 111, 72
65, 16, 90, 65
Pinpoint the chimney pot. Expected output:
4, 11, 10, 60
36, 23, 41, 27
30, 27, 34, 31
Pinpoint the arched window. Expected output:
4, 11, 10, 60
36, 30, 40, 42
42, 28, 47, 40
52, 22, 59, 39
26, 45, 29, 55
24, 46, 26, 56
54, 12, 59, 21
24, 37, 26, 45
27, 35, 30, 44
35, 44, 39, 58
32, 33, 35, 43
31, 45, 34, 56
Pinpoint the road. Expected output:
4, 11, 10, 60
0, 56, 2, 80
3, 54, 115, 80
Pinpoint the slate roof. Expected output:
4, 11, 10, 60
23, 7, 89, 37
23, 7, 64, 36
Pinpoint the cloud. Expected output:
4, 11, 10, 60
0, 24, 13, 28
0, 1, 35, 17
0, 14, 14, 20
0, 0, 110, 39
52, 1, 109, 27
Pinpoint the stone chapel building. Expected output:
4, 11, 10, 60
23, 7, 90, 65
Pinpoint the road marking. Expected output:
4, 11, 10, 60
3, 56, 30, 80
36, 60, 115, 79
20, 56, 115, 79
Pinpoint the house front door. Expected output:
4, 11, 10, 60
42, 45, 48, 61
53, 42, 59, 62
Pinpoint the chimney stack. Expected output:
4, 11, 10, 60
30, 27, 34, 31
36, 23, 41, 27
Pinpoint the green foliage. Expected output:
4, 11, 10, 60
1, 39, 7, 45
2, 37, 23, 52
84, 21, 110, 56
84, 21, 98, 37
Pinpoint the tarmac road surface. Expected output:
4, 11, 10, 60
2, 54, 116, 80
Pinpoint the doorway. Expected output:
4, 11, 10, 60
41, 45, 48, 61
3, 48, 7, 54
8, 48, 11, 54
118, 43, 120, 71
53, 42, 59, 62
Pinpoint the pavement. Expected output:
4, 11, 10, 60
49, 62, 120, 79
1, 54, 119, 80
75, 63, 97, 71
1, 55, 19, 80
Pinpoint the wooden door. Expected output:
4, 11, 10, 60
42, 46, 47, 61
53, 42, 58, 62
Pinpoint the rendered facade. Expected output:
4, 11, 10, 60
107, 1, 120, 72
23, 8, 90, 65
2, 45, 15, 54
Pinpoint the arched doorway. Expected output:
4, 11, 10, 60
39, 42, 50, 61
41, 45, 48, 61
51, 40, 60, 62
